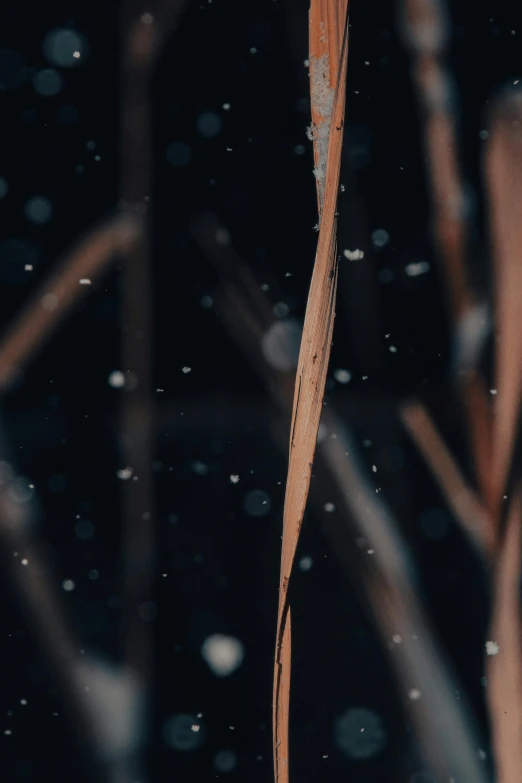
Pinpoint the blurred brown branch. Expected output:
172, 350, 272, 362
486, 487, 522, 783
400, 0, 468, 321
400, 0, 493, 506
0, 457, 142, 783
400, 400, 494, 557
486, 90, 522, 519
0, 215, 139, 392
118, 1, 190, 684
399, 15, 522, 773
0, 3, 192, 782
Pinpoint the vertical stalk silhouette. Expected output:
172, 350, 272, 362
273, 3, 349, 780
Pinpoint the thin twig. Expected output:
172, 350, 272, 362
485, 89, 522, 517
486, 488, 522, 783
318, 418, 489, 783
0, 215, 139, 392
400, 0, 492, 504
118, 0, 190, 682
400, 0, 468, 321
400, 400, 494, 557
0, 460, 113, 782
119, 2, 156, 689
115, 6, 190, 781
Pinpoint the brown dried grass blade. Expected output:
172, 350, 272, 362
0, 456, 116, 779
400, 0, 469, 322
486, 487, 522, 783
485, 90, 522, 516
401, 0, 494, 504
198, 225, 488, 781
461, 370, 494, 508
0, 215, 139, 392
400, 401, 494, 558
318, 418, 489, 783
273, 3, 349, 780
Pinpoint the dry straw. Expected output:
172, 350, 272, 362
272, 3, 349, 780
400, 2, 522, 776
2, 2, 522, 781
193, 211, 488, 782
0, 2, 189, 782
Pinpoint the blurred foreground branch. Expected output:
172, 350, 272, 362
0, 215, 139, 392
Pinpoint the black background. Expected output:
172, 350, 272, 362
1, 0, 521, 781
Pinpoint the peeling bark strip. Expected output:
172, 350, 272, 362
273, 3, 349, 782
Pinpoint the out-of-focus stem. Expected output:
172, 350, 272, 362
400, 0, 492, 505
0, 216, 138, 392
400, 400, 494, 557
194, 211, 488, 783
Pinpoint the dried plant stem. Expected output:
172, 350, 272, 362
318, 420, 488, 783
400, 401, 493, 557
461, 371, 494, 511
273, 4, 349, 779
482, 90, 522, 783
119, 3, 156, 685
193, 211, 487, 782
401, 0, 468, 321
486, 90, 522, 517
401, 391, 522, 783
0, 473, 113, 781
118, 0, 190, 683
486, 489, 522, 783
0, 216, 138, 392
0, 4, 192, 781
400, 15, 522, 778
400, 0, 493, 505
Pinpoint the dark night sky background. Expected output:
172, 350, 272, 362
1, 0, 522, 781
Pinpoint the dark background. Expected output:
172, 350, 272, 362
0, 0, 521, 780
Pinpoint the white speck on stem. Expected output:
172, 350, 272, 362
486, 640, 499, 656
